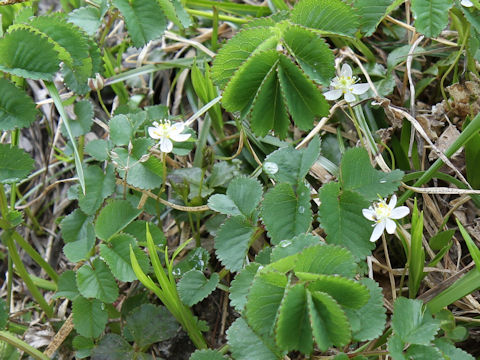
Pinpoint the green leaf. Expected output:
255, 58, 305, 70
99, 233, 150, 282
53, 270, 80, 300
277, 54, 329, 130
433, 338, 475, 360
264, 136, 320, 185
68, 6, 102, 36
409, 200, 425, 298
155, 0, 191, 29
60, 209, 95, 262
392, 297, 440, 345
62, 100, 93, 138
0, 28, 60, 80
85, 139, 113, 161
72, 296, 108, 338
124, 304, 178, 347
208, 177, 263, 217
411, 0, 453, 38
294, 244, 357, 278
350, 0, 392, 36
245, 271, 287, 335
91, 334, 134, 359
340, 148, 404, 201
95, 199, 142, 241
124, 220, 166, 246
0, 78, 36, 131
190, 349, 228, 360
0, 144, 34, 184
261, 182, 312, 245
290, 0, 359, 37
318, 182, 375, 259
308, 290, 351, 350
109, 114, 133, 146
112, 0, 167, 48
76, 258, 119, 303
177, 270, 219, 306
276, 284, 313, 353
344, 278, 386, 341
78, 164, 115, 215
0, 298, 7, 330
72, 335, 94, 359
229, 263, 262, 312
388, 333, 406, 360
271, 233, 321, 262
305, 275, 369, 309
214, 216, 255, 272
405, 344, 443, 359
283, 26, 335, 86
457, 219, 480, 272
429, 229, 454, 251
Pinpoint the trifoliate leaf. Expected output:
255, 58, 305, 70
177, 270, 219, 306
318, 182, 375, 259
340, 147, 404, 201
391, 297, 440, 345
261, 182, 312, 245
95, 199, 142, 241
0, 144, 34, 184
229, 263, 261, 312
76, 258, 119, 303
72, 296, 108, 338
214, 216, 255, 272
78, 164, 115, 215
0, 78, 37, 131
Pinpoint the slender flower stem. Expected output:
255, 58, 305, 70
381, 233, 396, 301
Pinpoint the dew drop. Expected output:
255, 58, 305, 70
298, 206, 305, 214
380, 180, 387, 183
263, 162, 279, 175
279, 240, 292, 248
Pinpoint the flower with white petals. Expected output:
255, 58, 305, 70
148, 120, 191, 153
461, 0, 473, 7
362, 195, 410, 242
324, 64, 371, 103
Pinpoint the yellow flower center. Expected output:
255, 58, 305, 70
373, 202, 391, 222
152, 120, 171, 137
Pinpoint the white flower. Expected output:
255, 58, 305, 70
148, 120, 191, 153
461, 0, 473, 7
323, 64, 371, 103
362, 195, 410, 242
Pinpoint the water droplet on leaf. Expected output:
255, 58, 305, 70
263, 162, 279, 175
279, 240, 292, 248
298, 206, 305, 214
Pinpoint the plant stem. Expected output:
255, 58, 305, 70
0, 331, 50, 360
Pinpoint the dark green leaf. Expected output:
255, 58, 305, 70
62, 100, 93, 137
0, 78, 36, 131
229, 263, 261, 312
91, 334, 134, 359
84, 139, 112, 161
351, 0, 392, 36
189, 349, 228, 360
95, 199, 142, 241
433, 338, 475, 360
178, 270, 219, 306
109, 114, 133, 146
68, 6, 102, 36
72, 296, 108, 338
271, 233, 321, 262
76, 258, 119, 303
0, 144, 34, 184
78, 164, 115, 215
411, 0, 452, 38
0, 298, 7, 330
405, 344, 443, 359
53, 270, 80, 300
60, 209, 95, 262
72, 336, 94, 359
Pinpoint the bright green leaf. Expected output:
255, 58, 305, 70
95, 199, 142, 241
0, 78, 36, 131
72, 296, 108, 338
411, 0, 453, 38
76, 258, 119, 303
271, 233, 321, 262
457, 219, 480, 272
177, 270, 219, 306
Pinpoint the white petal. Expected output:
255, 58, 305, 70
170, 132, 191, 142
351, 83, 370, 95
385, 218, 396, 234
390, 206, 410, 219
160, 138, 173, 153
462, 0, 473, 6
388, 194, 397, 209
323, 89, 343, 100
370, 222, 385, 242
340, 63, 352, 78
171, 122, 185, 133
148, 127, 161, 140
362, 208, 376, 221
344, 91, 356, 103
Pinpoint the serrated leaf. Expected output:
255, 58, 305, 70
405, 344, 443, 359
76, 258, 119, 303
53, 270, 80, 300
305, 275, 369, 309
0, 78, 36, 131
68, 6, 102, 36
350, 0, 392, 36
124, 304, 178, 347
0, 28, 60, 80
85, 139, 113, 161
109, 114, 133, 146
290, 0, 359, 37
433, 338, 475, 360
112, 0, 167, 48
72, 335, 94, 359
262, 182, 312, 245
392, 297, 440, 345
0, 144, 34, 183
271, 233, 321, 262
318, 182, 375, 259
61, 100, 93, 138
125, 220, 166, 246
388, 334, 406, 360
344, 278, 386, 341
72, 296, 108, 338
91, 334, 134, 359
283, 26, 335, 86
78, 164, 115, 215
177, 270, 219, 306
411, 0, 452, 38
208, 177, 262, 217
229, 263, 262, 312
277, 54, 329, 130
214, 216, 255, 272
340, 148, 404, 201
189, 349, 228, 360
294, 244, 357, 278
155, 0, 191, 29
61, 209, 95, 262
99, 233, 150, 282
95, 199, 142, 241
245, 271, 287, 335
276, 284, 313, 353
309, 290, 351, 350
264, 136, 320, 185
